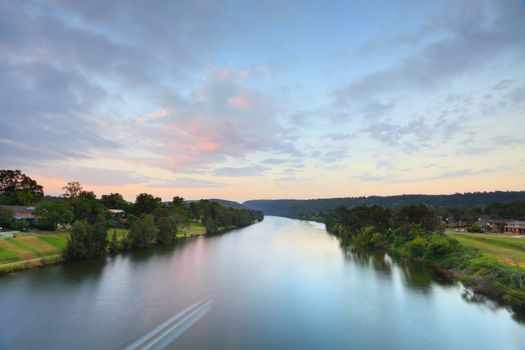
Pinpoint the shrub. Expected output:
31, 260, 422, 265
405, 236, 428, 258
128, 214, 157, 248
63, 216, 108, 260
467, 225, 482, 233
426, 236, 454, 259
156, 216, 177, 244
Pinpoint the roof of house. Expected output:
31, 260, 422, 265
507, 221, 525, 225
487, 219, 514, 224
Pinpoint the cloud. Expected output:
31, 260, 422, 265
492, 79, 514, 91
322, 133, 354, 142
55, 168, 149, 186
261, 158, 289, 165
355, 174, 387, 183
0, 1, 296, 176
149, 178, 228, 188
115, 68, 293, 174
334, 0, 525, 107
0, 60, 114, 166
212, 165, 269, 177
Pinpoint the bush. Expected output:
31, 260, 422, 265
467, 225, 482, 233
0, 207, 15, 229
35, 200, 74, 230
156, 216, 177, 244
128, 214, 157, 248
426, 236, 454, 259
15, 220, 29, 231
405, 236, 428, 258
63, 215, 108, 260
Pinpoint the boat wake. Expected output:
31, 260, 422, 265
124, 295, 213, 350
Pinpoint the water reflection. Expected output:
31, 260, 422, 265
0, 216, 524, 350
341, 241, 525, 323
341, 244, 457, 294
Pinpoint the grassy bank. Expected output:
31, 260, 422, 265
0, 223, 207, 275
448, 232, 525, 267
350, 229, 525, 311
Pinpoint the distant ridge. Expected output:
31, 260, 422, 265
185, 198, 246, 209
243, 191, 525, 217
207, 199, 246, 209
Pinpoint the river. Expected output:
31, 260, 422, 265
0, 216, 524, 349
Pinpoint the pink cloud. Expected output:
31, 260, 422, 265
116, 68, 287, 173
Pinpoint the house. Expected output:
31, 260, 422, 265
505, 221, 525, 235
108, 209, 125, 217
485, 219, 513, 233
0, 205, 37, 225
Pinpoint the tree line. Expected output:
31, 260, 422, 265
244, 191, 525, 217
0, 170, 264, 260
319, 204, 525, 310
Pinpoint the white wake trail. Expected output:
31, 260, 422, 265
124, 295, 213, 350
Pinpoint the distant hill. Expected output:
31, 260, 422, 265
208, 199, 246, 209
185, 198, 246, 209
243, 191, 525, 217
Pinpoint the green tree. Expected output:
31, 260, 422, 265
394, 205, 437, 235
62, 181, 83, 199
35, 200, 74, 230
0, 170, 44, 204
69, 191, 107, 224
133, 193, 162, 216
101, 193, 129, 210
128, 214, 157, 248
156, 216, 177, 244
405, 236, 428, 258
15, 219, 29, 231
0, 207, 15, 229
172, 196, 185, 207
63, 214, 108, 260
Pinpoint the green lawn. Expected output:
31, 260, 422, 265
178, 223, 206, 237
448, 232, 525, 266
108, 228, 129, 240
0, 246, 20, 261
38, 234, 68, 249
0, 222, 208, 274
0, 232, 69, 263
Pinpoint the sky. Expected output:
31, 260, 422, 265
1, 0, 524, 202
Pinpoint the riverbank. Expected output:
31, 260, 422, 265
447, 231, 525, 267
347, 230, 525, 312
0, 224, 208, 276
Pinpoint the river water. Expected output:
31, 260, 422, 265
1, 216, 524, 349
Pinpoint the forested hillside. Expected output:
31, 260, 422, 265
244, 191, 525, 218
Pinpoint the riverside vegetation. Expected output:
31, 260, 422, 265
0, 170, 263, 273
320, 204, 525, 311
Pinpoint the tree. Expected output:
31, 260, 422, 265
172, 196, 185, 207
394, 205, 438, 235
35, 200, 74, 230
62, 181, 83, 199
156, 216, 177, 244
128, 214, 157, 248
133, 193, 162, 216
15, 219, 29, 231
0, 170, 44, 204
101, 193, 129, 210
0, 207, 15, 229
70, 191, 107, 224
63, 214, 108, 260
